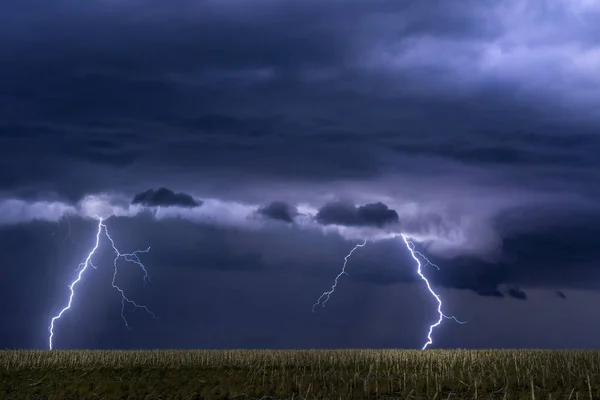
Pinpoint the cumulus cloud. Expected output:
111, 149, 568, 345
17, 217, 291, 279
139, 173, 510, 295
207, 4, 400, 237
257, 201, 298, 223
131, 188, 202, 208
316, 201, 400, 228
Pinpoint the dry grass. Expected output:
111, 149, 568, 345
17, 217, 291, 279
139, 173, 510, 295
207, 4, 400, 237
1, 349, 600, 399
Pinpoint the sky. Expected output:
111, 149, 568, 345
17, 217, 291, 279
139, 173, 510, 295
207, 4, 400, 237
1, 0, 600, 350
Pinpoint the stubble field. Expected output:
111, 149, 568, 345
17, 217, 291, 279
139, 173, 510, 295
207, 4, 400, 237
1, 349, 599, 399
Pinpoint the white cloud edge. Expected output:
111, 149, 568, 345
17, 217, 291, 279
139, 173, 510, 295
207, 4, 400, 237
0, 194, 493, 257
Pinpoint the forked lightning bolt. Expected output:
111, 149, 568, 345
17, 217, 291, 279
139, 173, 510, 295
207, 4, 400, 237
48, 219, 103, 350
104, 229, 156, 329
401, 234, 466, 349
313, 234, 465, 349
48, 217, 156, 350
312, 239, 367, 312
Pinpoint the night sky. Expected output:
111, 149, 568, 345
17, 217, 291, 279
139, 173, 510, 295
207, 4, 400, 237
1, 0, 600, 350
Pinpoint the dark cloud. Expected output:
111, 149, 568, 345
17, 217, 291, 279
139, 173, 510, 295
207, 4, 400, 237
385, 129, 600, 168
405, 207, 600, 297
0, 0, 599, 202
333, 207, 600, 300
131, 188, 202, 208
505, 286, 528, 301
1, 204, 600, 350
178, 114, 279, 138
419, 210, 600, 296
474, 288, 505, 298
316, 201, 399, 228
1, 0, 600, 351
257, 201, 298, 223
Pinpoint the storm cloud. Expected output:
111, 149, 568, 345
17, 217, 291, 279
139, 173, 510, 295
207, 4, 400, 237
131, 188, 202, 208
257, 201, 298, 223
1, 0, 600, 350
316, 201, 400, 228
505, 287, 528, 301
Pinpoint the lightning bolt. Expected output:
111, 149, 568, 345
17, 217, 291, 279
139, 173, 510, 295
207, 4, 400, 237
312, 233, 465, 349
104, 228, 157, 329
401, 234, 466, 349
312, 239, 367, 312
412, 249, 439, 270
48, 217, 156, 350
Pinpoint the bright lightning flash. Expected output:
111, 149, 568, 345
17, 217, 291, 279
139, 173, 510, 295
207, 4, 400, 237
312, 234, 465, 350
312, 239, 367, 312
401, 234, 466, 349
48, 217, 156, 350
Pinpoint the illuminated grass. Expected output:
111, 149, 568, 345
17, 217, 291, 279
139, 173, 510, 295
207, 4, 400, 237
1, 349, 599, 399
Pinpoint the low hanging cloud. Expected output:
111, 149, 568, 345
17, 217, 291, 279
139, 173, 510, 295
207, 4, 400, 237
0, 191, 599, 302
131, 188, 202, 208
316, 201, 400, 228
505, 286, 528, 301
257, 201, 298, 223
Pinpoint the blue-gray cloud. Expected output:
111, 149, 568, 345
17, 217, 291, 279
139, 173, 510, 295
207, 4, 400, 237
505, 286, 528, 301
131, 188, 202, 208
316, 201, 400, 228
0, 0, 599, 351
257, 201, 298, 223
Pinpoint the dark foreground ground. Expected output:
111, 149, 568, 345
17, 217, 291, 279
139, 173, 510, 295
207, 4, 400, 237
1, 349, 599, 399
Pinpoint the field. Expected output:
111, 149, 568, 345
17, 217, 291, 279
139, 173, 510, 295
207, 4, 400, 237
1, 349, 600, 399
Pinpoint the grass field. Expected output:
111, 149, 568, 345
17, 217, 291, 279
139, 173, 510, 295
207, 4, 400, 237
1, 349, 600, 399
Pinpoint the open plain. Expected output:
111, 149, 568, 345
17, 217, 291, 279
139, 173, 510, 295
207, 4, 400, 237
2, 349, 600, 399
